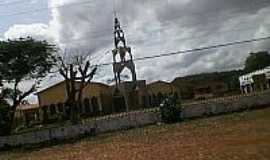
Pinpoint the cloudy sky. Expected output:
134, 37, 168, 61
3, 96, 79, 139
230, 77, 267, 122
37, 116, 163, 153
1, 0, 270, 102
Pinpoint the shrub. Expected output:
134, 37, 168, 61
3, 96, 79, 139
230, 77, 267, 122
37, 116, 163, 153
159, 94, 182, 123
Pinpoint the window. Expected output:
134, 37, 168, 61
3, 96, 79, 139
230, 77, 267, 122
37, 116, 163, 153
84, 98, 91, 113
148, 95, 152, 106
153, 94, 158, 107
49, 104, 56, 115
91, 97, 99, 116
157, 92, 164, 105
174, 92, 179, 99
142, 96, 147, 107
57, 103, 64, 113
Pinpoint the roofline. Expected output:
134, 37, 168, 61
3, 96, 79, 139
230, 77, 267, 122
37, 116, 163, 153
37, 80, 65, 95
37, 80, 110, 95
240, 66, 270, 77
87, 82, 110, 88
147, 80, 171, 86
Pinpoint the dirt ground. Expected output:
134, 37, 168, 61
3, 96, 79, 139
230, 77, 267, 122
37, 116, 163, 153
1, 108, 270, 160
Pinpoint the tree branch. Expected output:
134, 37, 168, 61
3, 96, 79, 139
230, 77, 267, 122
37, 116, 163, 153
18, 84, 36, 103
12, 79, 20, 106
86, 67, 97, 80
59, 68, 68, 79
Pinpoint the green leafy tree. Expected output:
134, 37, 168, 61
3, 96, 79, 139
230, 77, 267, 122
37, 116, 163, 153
0, 88, 15, 135
0, 37, 56, 134
160, 94, 182, 123
0, 95, 10, 136
244, 51, 270, 73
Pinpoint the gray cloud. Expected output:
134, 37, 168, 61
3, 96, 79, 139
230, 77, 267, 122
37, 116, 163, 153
3, 0, 270, 86
53, 0, 270, 83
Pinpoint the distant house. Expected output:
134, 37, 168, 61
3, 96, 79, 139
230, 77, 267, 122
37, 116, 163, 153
239, 66, 270, 94
172, 74, 230, 100
11, 69, 248, 126
193, 82, 228, 100
29, 70, 246, 124
171, 80, 194, 100
37, 80, 112, 121
36, 80, 154, 121
15, 102, 40, 127
147, 81, 179, 107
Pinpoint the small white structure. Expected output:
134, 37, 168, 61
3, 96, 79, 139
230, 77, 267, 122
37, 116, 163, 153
239, 66, 270, 94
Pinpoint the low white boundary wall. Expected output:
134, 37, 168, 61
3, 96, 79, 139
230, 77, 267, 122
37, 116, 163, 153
0, 111, 160, 149
1, 91, 270, 149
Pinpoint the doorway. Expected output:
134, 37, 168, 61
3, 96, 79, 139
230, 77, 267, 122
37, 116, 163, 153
113, 96, 126, 113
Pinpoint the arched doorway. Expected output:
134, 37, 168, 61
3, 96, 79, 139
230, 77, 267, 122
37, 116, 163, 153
153, 94, 158, 107
91, 97, 99, 116
157, 92, 164, 106
142, 96, 147, 108
174, 92, 179, 100
113, 96, 126, 113
64, 103, 71, 118
112, 88, 126, 113
49, 104, 56, 115
42, 106, 48, 123
84, 98, 91, 114
148, 95, 152, 107
57, 103, 64, 113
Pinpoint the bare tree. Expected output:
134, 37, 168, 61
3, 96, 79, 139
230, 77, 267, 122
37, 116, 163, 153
58, 52, 97, 122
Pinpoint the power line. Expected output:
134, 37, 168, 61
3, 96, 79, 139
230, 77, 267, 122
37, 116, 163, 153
55, 23, 266, 46
0, 1, 269, 58
3, 24, 268, 74
127, 24, 266, 45
0, 0, 268, 39
1, 0, 266, 42
167, 0, 269, 21
2, 24, 268, 66
0, 0, 268, 20
95, 35, 270, 67
0, 0, 96, 17
0, 0, 10, 3
0, 0, 28, 6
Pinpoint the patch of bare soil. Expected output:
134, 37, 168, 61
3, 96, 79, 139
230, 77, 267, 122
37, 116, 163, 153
1, 108, 270, 160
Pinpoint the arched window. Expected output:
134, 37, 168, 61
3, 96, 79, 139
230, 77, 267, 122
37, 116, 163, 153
153, 94, 158, 107
57, 103, 64, 113
142, 96, 147, 108
91, 97, 99, 116
84, 98, 91, 113
113, 96, 126, 113
148, 95, 152, 107
49, 104, 56, 115
64, 103, 71, 117
42, 106, 48, 123
174, 92, 179, 100
76, 101, 83, 114
25, 113, 31, 127
157, 92, 164, 105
